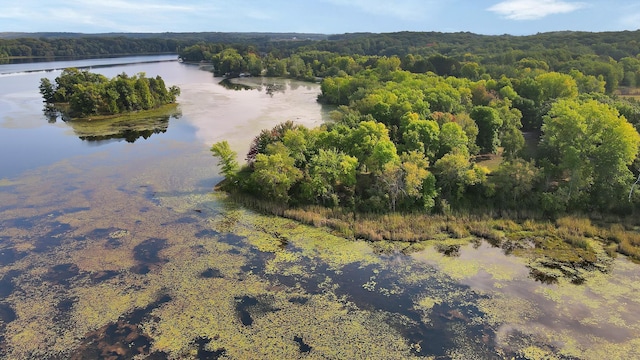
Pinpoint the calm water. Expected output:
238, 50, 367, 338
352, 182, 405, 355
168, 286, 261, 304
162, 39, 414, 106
0, 56, 639, 359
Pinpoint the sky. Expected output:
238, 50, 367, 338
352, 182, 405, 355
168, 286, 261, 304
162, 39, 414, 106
0, 0, 639, 35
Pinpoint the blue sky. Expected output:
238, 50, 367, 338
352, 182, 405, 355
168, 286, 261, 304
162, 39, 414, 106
1, 0, 639, 35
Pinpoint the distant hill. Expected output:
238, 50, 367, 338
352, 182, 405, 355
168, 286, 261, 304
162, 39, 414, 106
0, 32, 329, 41
2, 30, 640, 64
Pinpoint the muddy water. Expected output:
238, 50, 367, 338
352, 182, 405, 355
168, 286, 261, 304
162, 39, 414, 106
0, 57, 639, 359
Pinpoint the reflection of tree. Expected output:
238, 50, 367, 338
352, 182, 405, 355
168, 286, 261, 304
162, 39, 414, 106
220, 78, 292, 96
218, 79, 254, 91
43, 105, 60, 124
78, 124, 169, 143
58, 107, 181, 145
265, 83, 285, 97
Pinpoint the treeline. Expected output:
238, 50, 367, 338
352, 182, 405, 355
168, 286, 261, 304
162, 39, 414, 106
5, 30, 640, 90
0, 32, 325, 59
181, 31, 640, 94
39, 68, 180, 118
0, 37, 181, 58
211, 47, 640, 216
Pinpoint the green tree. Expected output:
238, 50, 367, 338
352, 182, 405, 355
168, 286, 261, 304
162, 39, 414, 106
307, 149, 358, 206
535, 72, 578, 101
39, 78, 56, 103
210, 141, 239, 180
250, 150, 302, 203
347, 120, 399, 172
134, 76, 155, 110
470, 106, 503, 154
433, 152, 486, 202
400, 114, 440, 160
491, 159, 539, 208
245, 53, 264, 76
541, 99, 640, 209
212, 48, 245, 76
401, 151, 437, 210
438, 122, 469, 158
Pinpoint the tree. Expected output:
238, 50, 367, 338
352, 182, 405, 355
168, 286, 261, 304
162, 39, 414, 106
135, 77, 155, 110
245, 53, 264, 76
491, 159, 539, 208
400, 115, 440, 160
250, 150, 302, 203
541, 99, 640, 209
470, 106, 503, 154
212, 48, 245, 76
307, 149, 358, 206
347, 120, 399, 172
39, 78, 56, 103
535, 72, 578, 102
433, 152, 486, 202
438, 122, 468, 158
454, 113, 480, 154
246, 121, 299, 163
401, 151, 437, 210
210, 141, 239, 179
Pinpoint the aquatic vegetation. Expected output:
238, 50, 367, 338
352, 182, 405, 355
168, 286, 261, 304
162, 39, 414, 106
0, 179, 17, 187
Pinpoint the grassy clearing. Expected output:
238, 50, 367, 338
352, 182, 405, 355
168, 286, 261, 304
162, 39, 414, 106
615, 86, 640, 99
474, 151, 504, 172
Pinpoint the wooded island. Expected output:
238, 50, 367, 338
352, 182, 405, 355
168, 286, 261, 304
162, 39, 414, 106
39, 69, 180, 118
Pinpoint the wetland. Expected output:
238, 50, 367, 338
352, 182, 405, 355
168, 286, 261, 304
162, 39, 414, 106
1, 56, 640, 359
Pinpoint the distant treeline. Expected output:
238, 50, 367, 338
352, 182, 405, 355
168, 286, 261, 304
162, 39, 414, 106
0, 32, 325, 59
3, 30, 640, 67
40, 68, 180, 118
176, 30, 640, 92
0, 38, 180, 58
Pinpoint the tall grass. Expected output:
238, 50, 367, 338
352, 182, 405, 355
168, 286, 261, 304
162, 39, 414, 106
224, 192, 640, 260
606, 223, 640, 260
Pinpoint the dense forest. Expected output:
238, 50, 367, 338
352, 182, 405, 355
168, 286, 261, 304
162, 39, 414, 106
39, 69, 180, 118
0, 32, 325, 59
207, 31, 640, 225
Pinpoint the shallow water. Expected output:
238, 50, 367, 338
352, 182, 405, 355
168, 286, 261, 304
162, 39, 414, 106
0, 56, 639, 359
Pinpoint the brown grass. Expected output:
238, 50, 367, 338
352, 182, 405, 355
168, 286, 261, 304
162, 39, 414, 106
225, 192, 640, 260
556, 216, 600, 238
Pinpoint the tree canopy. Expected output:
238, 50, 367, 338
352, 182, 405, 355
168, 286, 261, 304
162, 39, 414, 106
206, 29, 640, 216
40, 69, 180, 118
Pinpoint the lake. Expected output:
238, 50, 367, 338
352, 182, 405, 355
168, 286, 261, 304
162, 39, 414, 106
0, 55, 639, 359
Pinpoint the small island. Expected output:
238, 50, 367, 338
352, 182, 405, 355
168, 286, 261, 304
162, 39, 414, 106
39, 68, 180, 119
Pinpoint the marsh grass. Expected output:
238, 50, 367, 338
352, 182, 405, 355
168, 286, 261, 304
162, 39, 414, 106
223, 192, 640, 262
467, 222, 504, 246
606, 223, 640, 260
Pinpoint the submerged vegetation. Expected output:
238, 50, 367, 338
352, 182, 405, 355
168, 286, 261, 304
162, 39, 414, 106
39, 68, 180, 118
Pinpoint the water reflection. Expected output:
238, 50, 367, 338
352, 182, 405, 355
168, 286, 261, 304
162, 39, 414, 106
218, 77, 288, 97
51, 108, 180, 144
218, 78, 255, 91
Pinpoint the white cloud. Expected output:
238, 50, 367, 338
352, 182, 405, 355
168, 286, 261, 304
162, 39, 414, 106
488, 0, 586, 20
